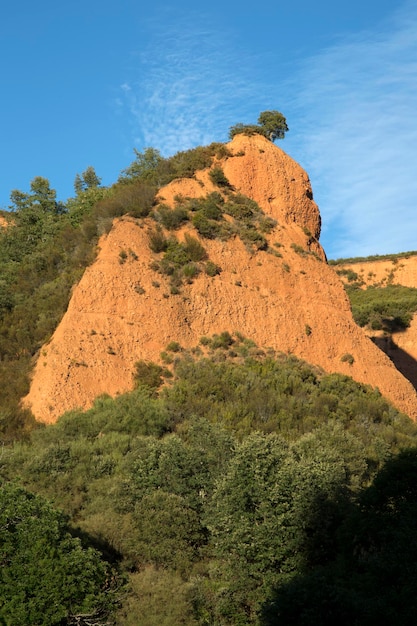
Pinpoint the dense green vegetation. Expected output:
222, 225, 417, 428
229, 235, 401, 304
346, 284, 417, 332
0, 175, 110, 442
329, 250, 417, 265
1, 344, 417, 624
145, 184, 275, 294
0, 483, 118, 625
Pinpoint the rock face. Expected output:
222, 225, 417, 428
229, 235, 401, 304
336, 255, 417, 390
24, 134, 417, 422
336, 256, 417, 290
0, 215, 9, 229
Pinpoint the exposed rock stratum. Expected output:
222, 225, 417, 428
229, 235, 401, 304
25, 135, 417, 422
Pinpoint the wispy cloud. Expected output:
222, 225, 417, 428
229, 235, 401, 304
119, 11, 263, 156
287, 1, 417, 258
118, 2, 417, 259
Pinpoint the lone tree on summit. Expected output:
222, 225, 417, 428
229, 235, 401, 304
229, 110, 288, 142
258, 110, 288, 141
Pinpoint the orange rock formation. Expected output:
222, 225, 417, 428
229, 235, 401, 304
336, 255, 417, 390
336, 256, 417, 290
24, 135, 417, 422
0, 215, 9, 229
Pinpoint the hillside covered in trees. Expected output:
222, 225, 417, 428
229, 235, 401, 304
2, 345, 417, 624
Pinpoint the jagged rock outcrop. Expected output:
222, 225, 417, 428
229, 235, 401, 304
24, 135, 417, 422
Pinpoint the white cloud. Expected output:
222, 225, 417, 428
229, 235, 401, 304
118, 2, 417, 260
119, 14, 261, 156
286, 1, 417, 258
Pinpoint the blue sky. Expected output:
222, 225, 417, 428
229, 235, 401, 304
1, 0, 416, 259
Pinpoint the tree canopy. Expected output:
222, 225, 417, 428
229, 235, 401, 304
0, 483, 117, 625
257, 110, 289, 141
229, 110, 288, 142
74, 166, 102, 194
9, 177, 63, 215
2, 343, 417, 624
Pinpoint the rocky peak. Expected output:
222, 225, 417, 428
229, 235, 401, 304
24, 135, 417, 422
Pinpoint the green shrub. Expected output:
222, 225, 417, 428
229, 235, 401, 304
183, 233, 207, 261
188, 193, 224, 220
258, 216, 277, 233
205, 261, 222, 276
154, 204, 189, 230
239, 226, 268, 251
336, 268, 360, 283
346, 284, 417, 332
170, 284, 181, 295
119, 143, 223, 186
211, 331, 234, 349
291, 243, 308, 256
0, 484, 117, 626
223, 194, 257, 220
132, 491, 205, 572
148, 226, 168, 253
329, 251, 417, 265
214, 144, 232, 159
229, 110, 288, 142
95, 181, 156, 218
154, 257, 173, 276
150, 234, 209, 292
192, 212, 222, 239
166, 341, 181, 353
228, 123, 264, 139
134, 361, 167, 390
115, 568, 198, 626
182, 263, 200, 280
168, 145, 217, 178
163, 239, 192, 266
209, 167, 232, 188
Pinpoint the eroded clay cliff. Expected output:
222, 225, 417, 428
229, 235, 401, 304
24, 134, 417, 422
336, 255, 417, 290
336, 255, 417, 390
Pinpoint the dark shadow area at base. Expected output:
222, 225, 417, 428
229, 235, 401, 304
261, 449, 417, 626
371, 335, 417, 390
